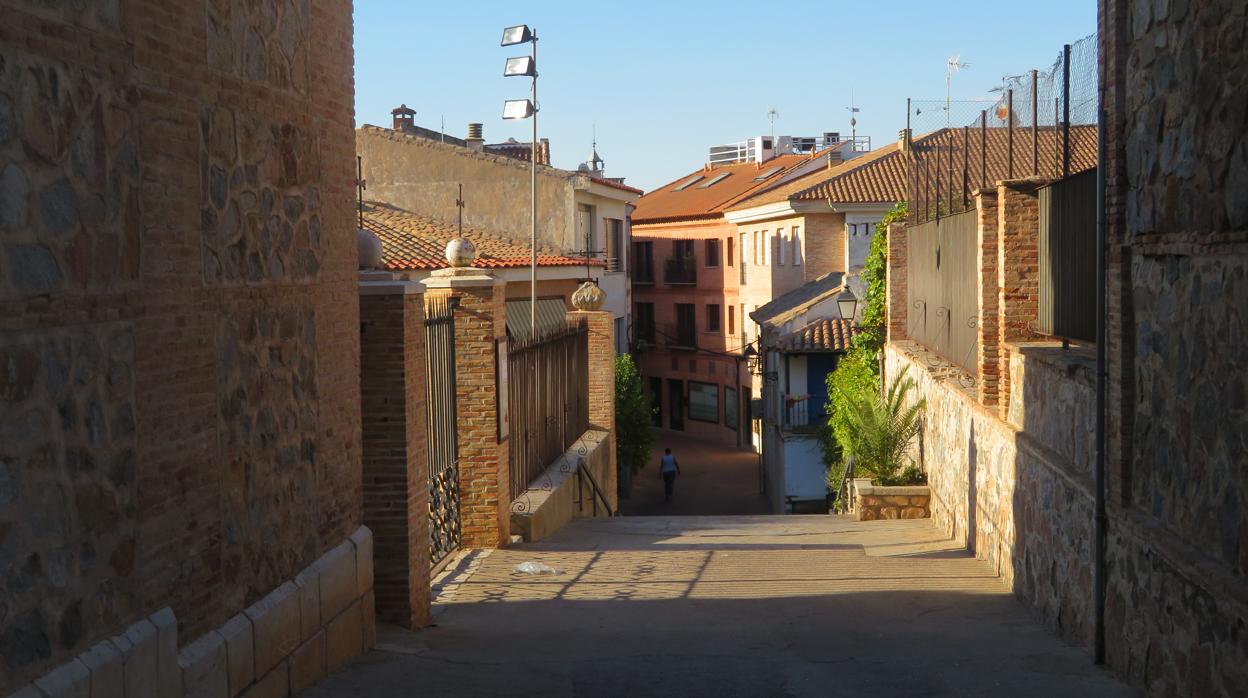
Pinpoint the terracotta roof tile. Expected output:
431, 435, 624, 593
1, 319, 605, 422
727, 125, 1098, 212
361, 202, 598, 271
779, 318, 857, 352
630, 153, 819, 223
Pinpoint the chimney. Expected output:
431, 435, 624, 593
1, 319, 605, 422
466, 123, 484, 150
898, 128, 912, 153
391, 103, 415, 132
538, 138, 551, 165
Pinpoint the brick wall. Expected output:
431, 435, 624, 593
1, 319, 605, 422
885, 222, 908, 344
0, 0, 360, 691
359, 287, 430, 630
426, 272, 510, 549
571, 310, 619, 511
974, 190, 1001, 405
995, 180, 1044, 416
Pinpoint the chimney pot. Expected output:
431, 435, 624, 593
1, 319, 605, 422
466, 122, 484, 150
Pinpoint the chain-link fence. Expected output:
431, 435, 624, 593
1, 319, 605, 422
906, 33, 1098, 223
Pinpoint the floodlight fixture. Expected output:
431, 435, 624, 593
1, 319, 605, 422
502, 99, 535, 120
504, 55, 536, 77
500, 24, 533, 46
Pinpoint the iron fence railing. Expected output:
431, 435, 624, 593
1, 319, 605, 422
507, 319, 590, 501
663, 255, 697, 285
424, 297, 461, 568
906, 209, 980, 376
658, 322, 697, 351
1038, 168, 1097, 343
906, 33, 1098, 224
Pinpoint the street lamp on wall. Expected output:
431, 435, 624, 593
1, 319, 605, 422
836, 288, 859, 322
742, 345, 764, 376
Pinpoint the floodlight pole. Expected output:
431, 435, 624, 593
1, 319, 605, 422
530, 29, 538, 336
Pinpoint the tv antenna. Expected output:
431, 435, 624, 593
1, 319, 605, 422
767, 106, 779, 141
946, 55, 970, 125
846, 90, 860, 146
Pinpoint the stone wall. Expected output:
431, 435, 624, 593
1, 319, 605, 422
0, 0, 361, 692
850, 480, 930, 521
1101, 0, 1248, 693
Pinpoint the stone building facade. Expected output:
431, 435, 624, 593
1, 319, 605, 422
881, 2, 1248, 694
0, 0, 370, 694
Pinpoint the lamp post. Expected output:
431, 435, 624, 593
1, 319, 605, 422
501, 24, 538, 335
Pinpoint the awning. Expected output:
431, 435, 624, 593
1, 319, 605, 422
505, 299, 569, 340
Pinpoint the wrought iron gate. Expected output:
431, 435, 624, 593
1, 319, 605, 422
424, 297, 460, 569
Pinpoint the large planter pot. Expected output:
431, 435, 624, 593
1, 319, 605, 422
617, 465, 633, 499
850, 478, 931, 521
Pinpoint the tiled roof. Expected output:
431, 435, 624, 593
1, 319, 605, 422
729, 142, 907, 210
587, 176, 644, 195
630, 153, 821, 223
751, 270, 845, 326
779, 318, 857, 353
361, 202, 599, 271
728, 124, 1098, 211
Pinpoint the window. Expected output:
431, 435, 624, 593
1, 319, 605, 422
740, 233, 748, 264
576, 203, 595, 251
725, 386, 739, 429
688, 382, 720, 423
726, 237, 734, 266
761, 231, 768, 265
674, 303, 696, 348
777, 230, 786, 265
631, 241, 654, 282
791, 227, 801, 266
707, 303, 721, 332
705, 239, 720, 267
605, 218, 624, 272
753, 165, 783, 181
752, 230, 759, 262
728, 305, 735, 335
666, 240, 696, 284
634, 302, 656, 345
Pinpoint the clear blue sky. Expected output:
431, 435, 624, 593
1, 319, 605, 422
354, 1, 1096, 192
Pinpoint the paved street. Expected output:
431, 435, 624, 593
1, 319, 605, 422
303, 516, 1135, 697
619, 431, 771, 516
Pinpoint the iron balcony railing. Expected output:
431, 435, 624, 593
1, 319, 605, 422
781, 396, 816, 432
663, 255, 697, 285
658, 322, 697, 351
632, 252, 655, 284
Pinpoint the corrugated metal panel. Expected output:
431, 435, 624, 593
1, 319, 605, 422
506, 299, 570, 340
906, 209, 979, 374
1038, 168, 1097, 343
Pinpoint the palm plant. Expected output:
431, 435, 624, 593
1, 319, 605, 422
840, 367, 927, 485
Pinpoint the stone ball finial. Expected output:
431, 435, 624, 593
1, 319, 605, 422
445, 237, 477, 268
357, 228, 382, 269
571, 281, 606, 311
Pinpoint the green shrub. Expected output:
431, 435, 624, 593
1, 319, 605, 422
615, 354, 654, 474
840, 367, 926, 485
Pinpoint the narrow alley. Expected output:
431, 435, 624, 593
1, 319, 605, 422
303, 516, 1134, 697
619, 434, 771, 516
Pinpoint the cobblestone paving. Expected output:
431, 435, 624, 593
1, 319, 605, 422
302, 516, 1136, 697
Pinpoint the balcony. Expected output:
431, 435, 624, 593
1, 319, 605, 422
659, 322, 697, 351
663, 255, 697, 285
781, 395, 817, 433
631, 259, 654, 284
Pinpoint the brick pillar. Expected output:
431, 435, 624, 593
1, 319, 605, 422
885, 221, 909, 343
358, 278, 431, 629
567, 309, 618, 513
975, 189, 1001, 406
996, 179, 1044, 417
423, 268, 509, 548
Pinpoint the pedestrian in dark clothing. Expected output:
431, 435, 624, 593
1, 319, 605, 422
659, 448, 680, 502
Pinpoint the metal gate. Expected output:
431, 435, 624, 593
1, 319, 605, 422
424, 297, 460, 569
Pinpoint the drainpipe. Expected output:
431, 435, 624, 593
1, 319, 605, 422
1093, 107, 1108, 663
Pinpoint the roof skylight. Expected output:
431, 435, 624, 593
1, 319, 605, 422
672, 175, 704, 191
753, 166, 784, 181
697, 172, 732, 188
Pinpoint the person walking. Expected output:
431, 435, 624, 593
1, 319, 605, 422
659, 448, 680, 503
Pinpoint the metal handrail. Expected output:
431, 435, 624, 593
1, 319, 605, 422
836, 455, 856, 514
576, 462, 614, 517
